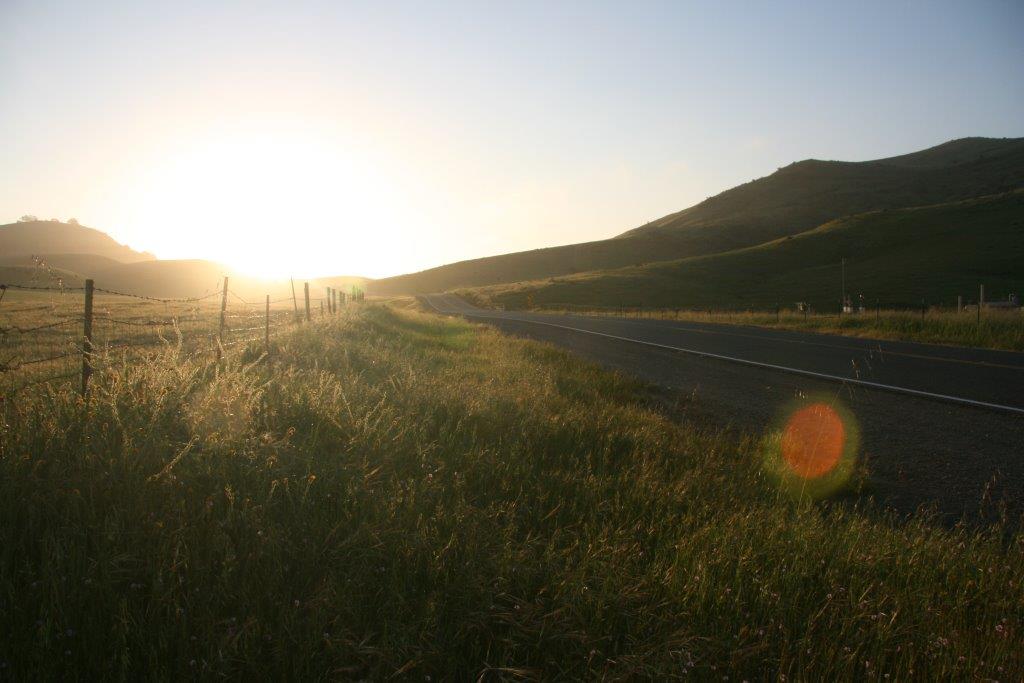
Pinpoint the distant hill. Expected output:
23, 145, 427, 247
0, 220, 368, 300
0, 220, 154, 263
462, 190, 1024, 311
371, 137, 1024, 294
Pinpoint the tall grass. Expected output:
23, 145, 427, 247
0, 305, 1020, 679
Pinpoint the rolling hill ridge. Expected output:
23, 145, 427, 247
371, 137, 1024, 295
461, 190, 1024, 311
0, 219, 154, 263
0, 220, 367, 299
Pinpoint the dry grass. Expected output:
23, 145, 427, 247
0, 305, 1021, 679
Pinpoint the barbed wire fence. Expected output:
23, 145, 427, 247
0, 275, 355, 396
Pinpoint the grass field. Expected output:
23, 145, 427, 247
0, 288, 300, 392
1, 305, 1021, 679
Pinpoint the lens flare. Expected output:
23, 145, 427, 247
763, 396, 860, 499
781, 403, 845, 479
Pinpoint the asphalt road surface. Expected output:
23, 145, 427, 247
423, 293, 1024, 523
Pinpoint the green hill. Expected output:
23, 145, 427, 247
371, 137, 1024, 294
463, 190, 1024, 311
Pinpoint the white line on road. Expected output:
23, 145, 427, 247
424, 297, 1024, 416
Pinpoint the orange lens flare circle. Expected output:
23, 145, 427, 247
780, 403, 845, 479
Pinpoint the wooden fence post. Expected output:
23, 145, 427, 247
217, 276, 229, 360
291, 277, 299, 324
81, 278, 94, 396
304, 282, 311, 322
265, 294, 270, 355
978, 284, 984, 324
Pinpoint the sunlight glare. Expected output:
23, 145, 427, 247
122, 123, 416, 278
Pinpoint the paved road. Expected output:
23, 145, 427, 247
424, 293, 1024, 522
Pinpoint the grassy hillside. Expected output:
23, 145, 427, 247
0, 252, 124, 275
0, 265, 86, 289
463, 190, 1024, 312
621, 136, 1024, 244
0, 305, 1020, 678
0, 220, 154, 263
372, 137, 1024, 294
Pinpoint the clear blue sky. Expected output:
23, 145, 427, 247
1, 0, 1021, 277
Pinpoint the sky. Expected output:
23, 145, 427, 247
1, 0, 1022, 279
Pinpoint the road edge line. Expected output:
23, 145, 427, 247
428, 299, 1024, 416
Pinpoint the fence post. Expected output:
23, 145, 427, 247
921, 298, 926, 321
291, 278, 299, 324
265, 294, 270, 355
957, 295, 963, 313
217, 276, 229, 360
80, 278, 94, 396
304, 282, 311, 322
978, 284, 984, 324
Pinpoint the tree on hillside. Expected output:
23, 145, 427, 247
18, 214, 38, 222
67, 218, 79, 225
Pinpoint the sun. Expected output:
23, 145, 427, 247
120, 122, 413, 279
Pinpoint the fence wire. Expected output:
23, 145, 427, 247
0, 277, 348, 394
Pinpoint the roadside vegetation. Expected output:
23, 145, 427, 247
1, 305, 1021, 679
477, 303, 1024, 352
